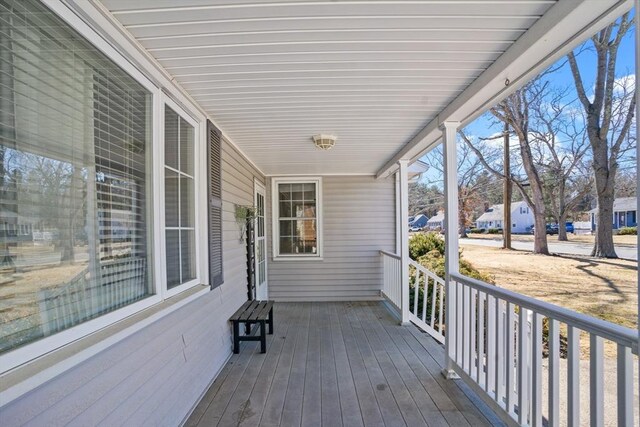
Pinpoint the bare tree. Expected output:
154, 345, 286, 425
426, 142, 491, 238
567, 14, 636, 257
528, 85, 593, 241
462, 81, 551, 255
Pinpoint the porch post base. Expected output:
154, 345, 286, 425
441, 368, 460, 380
400, 321, 411, 326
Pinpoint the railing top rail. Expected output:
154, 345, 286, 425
451, 272, 638, 352
409, 259, 445, 285
379, 250, 401, 260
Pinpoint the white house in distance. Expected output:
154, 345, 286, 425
475, 201, 534, 233
427, 210, 445, 230
588, 196, 638, 230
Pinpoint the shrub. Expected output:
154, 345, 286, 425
469, 228, 484, 234
415, 250, 494, 284
487, 228, 502, 234
409, 232, 445, 260
618, 226, 637, 235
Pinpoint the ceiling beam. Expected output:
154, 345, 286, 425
375, 0, 633, 179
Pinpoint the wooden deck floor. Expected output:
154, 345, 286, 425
186, 301, 503, 427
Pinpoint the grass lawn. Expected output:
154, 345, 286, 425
461, 244, 637, 356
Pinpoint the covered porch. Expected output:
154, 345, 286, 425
186, 301, 502, 427
0, 1, 637, 426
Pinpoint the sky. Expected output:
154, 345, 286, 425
418, 11, 637, 187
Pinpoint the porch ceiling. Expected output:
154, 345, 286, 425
95, 0, 616, 175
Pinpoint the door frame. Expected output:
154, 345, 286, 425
254, 179, 268, 299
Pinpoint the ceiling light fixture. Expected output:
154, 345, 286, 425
312, 134, 337, 150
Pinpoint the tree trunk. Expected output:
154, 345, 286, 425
592, 168, 617, 257
459, 203, 468, 238
557, 214, 568, 242
532, 211, 549, 255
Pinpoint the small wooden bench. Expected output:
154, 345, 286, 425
229, 300, 274, 354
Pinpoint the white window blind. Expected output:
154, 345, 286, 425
0, 0, 153, 354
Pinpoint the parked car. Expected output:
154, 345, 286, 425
531, 224, 558, 235
548, 222, 575, 234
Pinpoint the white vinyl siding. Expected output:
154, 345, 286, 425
266, 175, 395, 301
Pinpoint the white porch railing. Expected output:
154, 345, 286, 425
380, 251, 445, 343
380, 250, 401, 311
380, 250, 638, 426
449, 272, 638, 427
408, 259, 445, 343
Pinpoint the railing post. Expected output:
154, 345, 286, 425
398, 159, 410, 325
442, 121, 460, 379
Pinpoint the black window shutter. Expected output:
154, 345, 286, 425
207, 120, 224, 289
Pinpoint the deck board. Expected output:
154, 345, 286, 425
187, 301, 503, 427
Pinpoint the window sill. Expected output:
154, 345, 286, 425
272, 256, 324, 262
0, 284, 210, 407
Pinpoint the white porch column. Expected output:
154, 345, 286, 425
442, 121, 460, 379
635, 0, 640, 406
398, 159, 410, 324
395, 172, 401, 253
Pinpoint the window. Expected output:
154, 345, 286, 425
164, 106, 197, 289
0, 0, 153, 354
272, 178, 322, 259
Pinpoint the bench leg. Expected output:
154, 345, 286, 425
245, 321, 251, 335
233, 320, 240, 354
268, 307, 273, 334
260, 321, 266, 353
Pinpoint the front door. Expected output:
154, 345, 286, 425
254, 181, 268, 300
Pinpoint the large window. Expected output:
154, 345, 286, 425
164, 107, 196, 289
0, 0, 153, 354
272, 178, 322, 259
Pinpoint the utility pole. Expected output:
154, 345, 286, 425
503, 122, 512, 249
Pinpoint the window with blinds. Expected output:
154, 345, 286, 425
0, 0, 153, 354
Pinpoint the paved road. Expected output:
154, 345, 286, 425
460, 238, 638, 261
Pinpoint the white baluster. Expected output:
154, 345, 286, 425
616, 344, 634, 426
507, 303, 516, 416
518, 308, 529, 425
548, 319, 560, 427
567, 326, 580, 427
589, 334, 604, 427
531, 313, 542, 427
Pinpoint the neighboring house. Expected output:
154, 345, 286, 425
409, 213, 428, 230
588, 197, 638, 230
475, 201, 534, 233
427, 211, 445, 230
0, 2, 635, 427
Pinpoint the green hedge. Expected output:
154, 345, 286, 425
409, 232, 445, 260
618, 226, 637, 235
469, 228, 484, 234
487, 228, 502, 234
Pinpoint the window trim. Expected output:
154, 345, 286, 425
271, 177, 323, 261
161, 95, 203, 299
